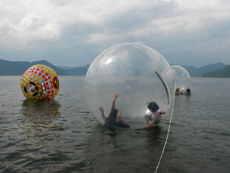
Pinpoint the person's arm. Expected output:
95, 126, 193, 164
146, 119, 155, 128
145, 116, 149, 126
101, 112, 106, 120
99, 107, 106, 120
146, 111, 165, 128
160, 111, 165, 115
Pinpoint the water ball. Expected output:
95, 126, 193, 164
84, 43, 175, 129
171, 65, 191, 92
20, 65, 59, 100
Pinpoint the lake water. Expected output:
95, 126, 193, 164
0, 76, 229, 173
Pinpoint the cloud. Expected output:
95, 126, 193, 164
0, 0, 230, 66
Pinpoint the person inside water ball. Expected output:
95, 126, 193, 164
99, 93, 130, 128
144, 101, 166, 128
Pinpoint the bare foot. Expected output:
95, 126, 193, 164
113, 93, 119, 101
99, 107, 104, 113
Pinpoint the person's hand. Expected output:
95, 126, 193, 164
146, 125, 150, 128
99, 107, 104, 113
160, 111, 166, 115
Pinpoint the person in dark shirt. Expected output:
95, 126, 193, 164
185, 87, 191, 95
99, 93, 130, 128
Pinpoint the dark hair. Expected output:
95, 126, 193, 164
148, 101, 159, 112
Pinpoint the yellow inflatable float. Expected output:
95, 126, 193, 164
20, 65, 59, 99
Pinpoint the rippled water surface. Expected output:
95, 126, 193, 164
0, 76, 229, 173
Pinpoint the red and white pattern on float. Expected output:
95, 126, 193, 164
20, 64, 59, 100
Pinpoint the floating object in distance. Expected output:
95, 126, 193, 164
84, 43, 175, 129
171, 65, 191, 92
20, 65, 60, 100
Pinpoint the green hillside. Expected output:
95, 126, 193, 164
202, 65, 230, 78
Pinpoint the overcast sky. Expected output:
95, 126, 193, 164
0, 0, 230, 67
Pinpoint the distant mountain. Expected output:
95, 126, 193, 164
61, 63, 227, 77
202, 65, 230, 78
181, 63, 227, 77
1, 58, 228, 77
0, 59, 69, 76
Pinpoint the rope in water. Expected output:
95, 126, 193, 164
154, 94, 175, 173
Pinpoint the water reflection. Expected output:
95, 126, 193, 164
83, 124, 165, 172
174, 94, 192, 112
145, 125, 162, 145
19, 99, 61, 144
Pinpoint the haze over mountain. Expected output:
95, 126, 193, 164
181, 63, 227, 77
0, 59, 69, 76
202, 65, 230, 78
58, 65, 90, 76
0, 58, 228, 77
